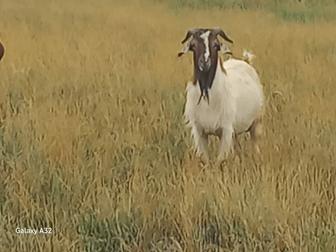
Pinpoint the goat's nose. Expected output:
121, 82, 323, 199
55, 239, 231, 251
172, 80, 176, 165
205, 59, 211, 70
198, 57, 211, 71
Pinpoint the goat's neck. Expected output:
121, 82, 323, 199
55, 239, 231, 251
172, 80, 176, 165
199, 58, 225, 84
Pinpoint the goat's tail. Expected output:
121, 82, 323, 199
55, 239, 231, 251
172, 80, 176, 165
242, 49, 255, 64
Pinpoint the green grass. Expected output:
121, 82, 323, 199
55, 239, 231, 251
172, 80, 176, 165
161, 0, 336, 22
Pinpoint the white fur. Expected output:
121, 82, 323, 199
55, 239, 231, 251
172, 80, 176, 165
200, 31, 211, 62
184, 55, 264, 160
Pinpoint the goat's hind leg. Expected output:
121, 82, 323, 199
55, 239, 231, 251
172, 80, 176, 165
249, 117, 263, 154
217, 126, 234, 162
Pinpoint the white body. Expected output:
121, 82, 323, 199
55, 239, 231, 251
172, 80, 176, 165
184, 57, 264, 160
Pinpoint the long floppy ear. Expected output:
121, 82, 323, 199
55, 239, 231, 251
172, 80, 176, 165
213, 27, 234, 44
219, 42, 232, 55
177, 29, 198, 57
177, 41, 191, 57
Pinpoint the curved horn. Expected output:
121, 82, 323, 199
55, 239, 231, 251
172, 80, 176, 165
181, 28, 198, 44
213, 28, 234, 43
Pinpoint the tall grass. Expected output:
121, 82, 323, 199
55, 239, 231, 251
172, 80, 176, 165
1, 0, 336, 251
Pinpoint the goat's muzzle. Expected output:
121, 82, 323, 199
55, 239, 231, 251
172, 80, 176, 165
198, 57, 211, 72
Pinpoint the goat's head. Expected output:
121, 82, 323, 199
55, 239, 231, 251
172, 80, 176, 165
178, 28, 233, 103
0, 42, 4, 62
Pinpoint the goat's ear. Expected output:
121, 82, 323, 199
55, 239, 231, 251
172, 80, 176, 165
177, 42, 190, 57
178, 29, 198, 57
220, 43, 232, 55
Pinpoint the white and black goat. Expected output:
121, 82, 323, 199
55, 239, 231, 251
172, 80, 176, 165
178, 28, 264, 161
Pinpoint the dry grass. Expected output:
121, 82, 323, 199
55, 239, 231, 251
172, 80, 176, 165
0, 0, 336, 251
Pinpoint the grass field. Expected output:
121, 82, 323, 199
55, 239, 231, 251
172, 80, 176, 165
1, 0, 336, 251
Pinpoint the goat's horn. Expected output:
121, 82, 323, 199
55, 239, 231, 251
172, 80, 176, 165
213, 28, 234, 43
181, 28, 198, 44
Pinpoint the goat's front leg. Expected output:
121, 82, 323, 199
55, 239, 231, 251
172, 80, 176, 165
191, 125, 209, 162
217, 126, 234, 162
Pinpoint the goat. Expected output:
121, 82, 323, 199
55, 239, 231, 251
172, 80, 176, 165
0, 42, 4, 62
178, 28, 264, 162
